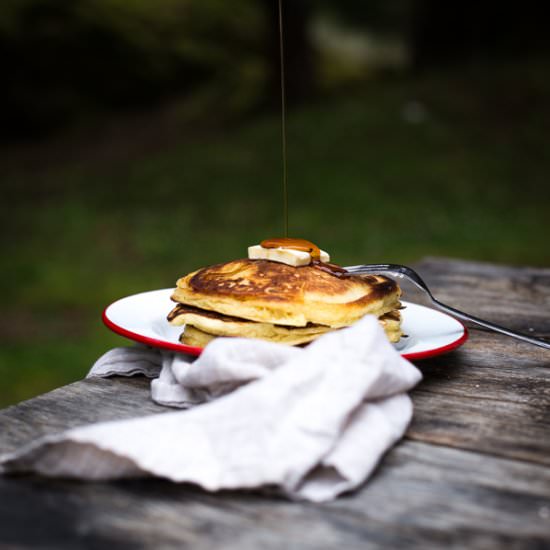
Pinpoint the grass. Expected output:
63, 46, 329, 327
1, 61, 550, 407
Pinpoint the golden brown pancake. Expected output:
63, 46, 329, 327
180, 325, 220, 347
168, 303, 333, 345
377, 310, 403, 343
171, 259, 401, 328
176, 308, 403, 346
169, 303, 403, 345
180, 324, 325, 347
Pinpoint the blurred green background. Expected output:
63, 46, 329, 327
1, 0, 549, 407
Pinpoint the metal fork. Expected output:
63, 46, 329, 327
345, 263, 550, 350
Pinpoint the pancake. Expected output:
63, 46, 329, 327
168, 303, 332, 344
181, 324, 323, 347
171, 259, 401, 328
175, 307, 403, 346
181, 325, 220, 347
378, 310, 403, 343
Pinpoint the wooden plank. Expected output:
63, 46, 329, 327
332, 441, 550, 545
0, 441, 548, 549
406, 318, 550, 465
396, 258, 550, 464
408, 389, 550, 466
0, 377, 166, 455
411, 257, 550, 335
415, 332, 550, 408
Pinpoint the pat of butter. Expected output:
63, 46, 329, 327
248, 245, 330, 267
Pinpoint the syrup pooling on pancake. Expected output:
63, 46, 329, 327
168, 240, 403, 346
261, 237, 322, 261
258, 237, 350, 278
168, 301, 335, 345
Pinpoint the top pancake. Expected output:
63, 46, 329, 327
171, 258, 401, 328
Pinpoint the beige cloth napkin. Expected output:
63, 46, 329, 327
0, 316, 421, 502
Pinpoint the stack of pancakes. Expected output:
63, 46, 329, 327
168, 258, 403, 346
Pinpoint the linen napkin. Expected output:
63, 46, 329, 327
0, 316, 421, 502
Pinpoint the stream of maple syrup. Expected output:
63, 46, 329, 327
278, 0, 289, 237
261, 237, 321, 260
270, 4, 348, 279
261, 237, 350, 277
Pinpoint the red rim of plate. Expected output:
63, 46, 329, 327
102, 300, 469, 361
402, 322, 468, 361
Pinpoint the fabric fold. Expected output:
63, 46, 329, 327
1, 316, 421, 502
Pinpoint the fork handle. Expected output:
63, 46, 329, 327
431, 300, 550, 350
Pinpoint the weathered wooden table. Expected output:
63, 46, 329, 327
1, 258, 549, 549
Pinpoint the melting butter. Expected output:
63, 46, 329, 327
248, 244, 330, 267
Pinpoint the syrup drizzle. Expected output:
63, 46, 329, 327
261, 237, 321, 260
310, 260, 349, 278
278, 0, 289, 237
266, 6, 349, 280
260, 237, 351, 278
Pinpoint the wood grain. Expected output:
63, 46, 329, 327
0, 441, 548, 549
1, 257, 549, 549
0, 377, 166, 455
408, 329, 550, 465
412, 257, 550, 336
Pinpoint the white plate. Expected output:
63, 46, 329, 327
103, 289, 468, 360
